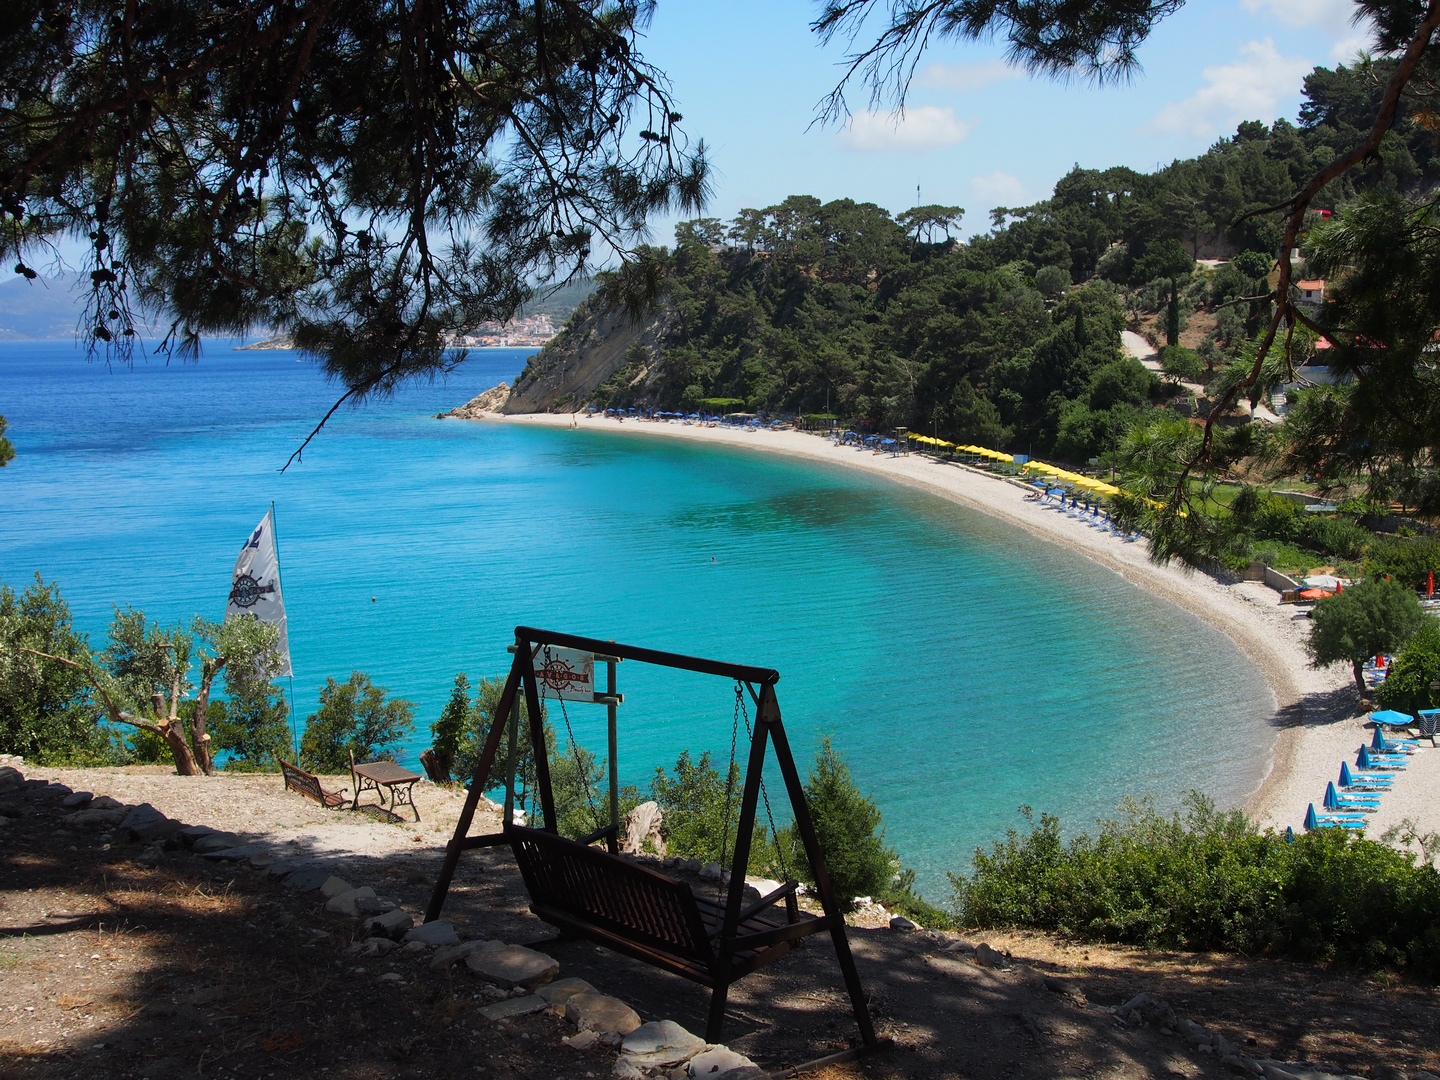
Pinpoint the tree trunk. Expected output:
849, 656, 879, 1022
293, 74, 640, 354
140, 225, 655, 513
191, 658, 226, 776
1166, 280, 1180, 347
159, 720, 201, 775
1353, 658, 1369, 699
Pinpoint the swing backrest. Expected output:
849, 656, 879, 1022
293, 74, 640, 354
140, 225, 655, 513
508, 825, 716, 972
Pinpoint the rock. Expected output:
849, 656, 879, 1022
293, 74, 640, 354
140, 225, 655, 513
612, 1058, 646, 1080
198, 843, 268, 861
889, 915, 917, 931
566, 992, 641, 1034
1117, 992, 1176, 1030
0, 766, 23, 790
687, 1047, 756, 1077
248, 852, 285, 870
431, 940, 489, 971
192, 832, 244, 853
39, 783, 73, 798
119, 803, 168, 834
319, 875, 355, 898
1412, 1073, 1440, 1080
975, 943, 1008, 969
377, 972, 404, 983
479, 995, 549, 1022
401, 940, 428, 955
284, 868, 333, 892
710, 1069, 767, 1080
1178, 1018, 1212, 1046
355, 895, 397, 917
622, 1020, 705, 1067
89, 795, 123, 810
448, 382, 511, 419
622, 801, 666, 856
364, 909, 414, 939
325, 887, 377, 916
466, 941, 560, 990
1213, 1034, 1238, 1058
177, 824, 216, 846
404, 921, 460, 947
698, 862, 723, 881
944, 940, 977, 954
67, 808, 126, 827
61, 792, 93, 809
538, 977, 598, 1009
564, 1031, 601, 1051
352, 937, 400, 957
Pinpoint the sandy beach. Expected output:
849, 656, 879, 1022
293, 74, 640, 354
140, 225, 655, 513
467, 410, 1440, 844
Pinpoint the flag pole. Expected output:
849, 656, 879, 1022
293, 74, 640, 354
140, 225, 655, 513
270, 500, 301, 763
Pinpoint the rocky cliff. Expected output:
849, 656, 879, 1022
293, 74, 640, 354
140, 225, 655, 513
501, 294, 673, 413
445, 382, 509, 418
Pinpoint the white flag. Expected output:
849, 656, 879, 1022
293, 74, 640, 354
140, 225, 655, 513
225, 508, 292, 677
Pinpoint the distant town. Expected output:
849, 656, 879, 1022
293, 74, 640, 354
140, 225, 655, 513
451, 313, 557, 348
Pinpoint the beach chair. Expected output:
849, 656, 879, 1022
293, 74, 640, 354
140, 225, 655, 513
1324, 781, 1380, 813
1371, 728, 1418, 753
1305, 804, 1365, 831
1340, 762, 1393, 791
1357, 746, 1406, 771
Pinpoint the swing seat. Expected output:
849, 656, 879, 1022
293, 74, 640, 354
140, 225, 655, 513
509, 825, 823, 1036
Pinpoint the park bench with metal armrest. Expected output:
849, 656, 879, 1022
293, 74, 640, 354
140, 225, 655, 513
280, 760, 348, 809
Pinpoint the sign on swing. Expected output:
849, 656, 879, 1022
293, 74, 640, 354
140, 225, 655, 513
533, 646, 596, 702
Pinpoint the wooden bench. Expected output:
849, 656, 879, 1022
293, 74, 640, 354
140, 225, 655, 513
280, 760, 347, 809
508, 824, 821, 1041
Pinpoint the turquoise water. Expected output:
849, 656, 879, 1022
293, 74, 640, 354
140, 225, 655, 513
0, 341, 1274, 897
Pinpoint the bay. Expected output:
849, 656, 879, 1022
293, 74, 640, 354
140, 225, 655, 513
0, 340, 1274, 898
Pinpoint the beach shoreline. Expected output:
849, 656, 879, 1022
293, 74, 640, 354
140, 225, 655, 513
463, 409, 1437, 839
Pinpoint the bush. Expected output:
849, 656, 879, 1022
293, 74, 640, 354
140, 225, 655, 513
1299, 515, 1373, 560
651, 749, 776, 873
1159, 345, 1204, 383
0, 575, 110, 765
1376, 622, 1440, 717
1366, 536, 1440, 589
1307, 578, 1429, 694
299, 672, 415, 773
430, 672, 471, 781
787, 736, 896, 907
952, 794, 1440, 974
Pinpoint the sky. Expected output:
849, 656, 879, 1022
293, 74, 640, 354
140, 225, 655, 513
636, 0, 1374, 242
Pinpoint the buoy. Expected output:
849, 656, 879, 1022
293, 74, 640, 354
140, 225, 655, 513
371, 596, 377, 603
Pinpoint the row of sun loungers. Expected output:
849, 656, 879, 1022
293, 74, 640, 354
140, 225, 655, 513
1302, 715, 1437, 834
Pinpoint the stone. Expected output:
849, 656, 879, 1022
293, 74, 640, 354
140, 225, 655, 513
192, 832, 244, 853
889, 915, 917, 931
710, 1068, 767, 1080
325, 887, 377, 916
430, 940, 489, 971
564, 1031, 601, 1051
363, 909, 414, 939
565, 992, 641, 1034
1118, 992, 1176, 1030
60, 791, 93, 809
67, 807, 127, 827
119, 803, 168, 836
466, 941, 560, 990
404, 921, 460, 947
0, 766, 23, 790
1413, 1073, 1440, 1080
538, 977, 597, 1008
198, 843, 268, 861
974, 943, 1008, 969
687, 1047, 756, 1077
401, 940, 428, 955
1178, 1018, 1211, 1046
40, 783, 73, 798
377, 972, 404, 983
622, 800, 665, 856
621, 1020, 705, 1067
319, 875, 354, 898
89, 795, 122, 810
944, 940, 976, 954
612, 1058, 646, 1080
284, 868, 333, 892
698, 862, 722, 880
355, 895, 397, 917
479, 995, 549, 1022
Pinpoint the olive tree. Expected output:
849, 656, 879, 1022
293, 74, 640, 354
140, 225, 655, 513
1307, 578, 1429, 696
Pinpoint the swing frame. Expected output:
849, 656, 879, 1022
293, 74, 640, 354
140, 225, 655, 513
425, 626, 885, 1056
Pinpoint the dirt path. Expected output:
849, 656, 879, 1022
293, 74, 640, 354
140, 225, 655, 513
5, 764, 1440, 1080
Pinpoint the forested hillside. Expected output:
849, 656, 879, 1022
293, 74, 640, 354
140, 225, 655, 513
532, 59, 1440, 463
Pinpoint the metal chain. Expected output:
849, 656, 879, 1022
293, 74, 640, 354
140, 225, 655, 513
717, 681, 742, 889
737, 686, 791, 882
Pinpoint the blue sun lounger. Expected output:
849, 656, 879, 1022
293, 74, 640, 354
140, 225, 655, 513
1371, 728, 1418, 752
1324, 781, 1380, 813
1357, 746, 1406, 771
1340, 762, 1393, 790
1305, 803, 1365, 831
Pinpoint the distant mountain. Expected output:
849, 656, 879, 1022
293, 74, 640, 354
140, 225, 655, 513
0, 271, 89, 340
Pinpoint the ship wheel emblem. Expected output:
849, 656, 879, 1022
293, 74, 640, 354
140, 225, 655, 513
229, 574, 275, 608
539, 657, 580, 694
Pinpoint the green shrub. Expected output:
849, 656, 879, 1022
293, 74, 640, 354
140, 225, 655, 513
1366, 536, 1440, 589
1299, 515, 1373, 560
299, 672, 414, 773
430, 672, 471, 781
1375, 622, 1440, 717
787, 736, 897, 907
1159, 345, 1204, 383
952, 794, 1440, 974
1307, 578, 1428, 694
651, 749, 776, 874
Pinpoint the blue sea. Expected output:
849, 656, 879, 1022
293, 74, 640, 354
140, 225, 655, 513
0, 340, 1275, 897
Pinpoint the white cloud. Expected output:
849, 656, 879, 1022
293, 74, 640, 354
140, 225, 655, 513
1241, 0, 1372, 62
1147, 39, 1312, 139
837, 106, 972, 153
969, 171, 1030, 205
916, 59, 1024, 92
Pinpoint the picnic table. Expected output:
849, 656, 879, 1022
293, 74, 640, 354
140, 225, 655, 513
349, 755, 422, 821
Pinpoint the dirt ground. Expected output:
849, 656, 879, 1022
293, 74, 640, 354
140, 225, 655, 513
5, 767, 1440, 1080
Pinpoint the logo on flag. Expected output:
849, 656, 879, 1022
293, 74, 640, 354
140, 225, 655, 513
534, 646, 595, 702
225, 508, 291, 677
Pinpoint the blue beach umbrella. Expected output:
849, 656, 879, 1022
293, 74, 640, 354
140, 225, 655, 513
1370, 709, 1413, 727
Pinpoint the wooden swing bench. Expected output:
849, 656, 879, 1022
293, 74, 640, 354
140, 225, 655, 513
509, 824, 821, 995
427, 627, 888, 1059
